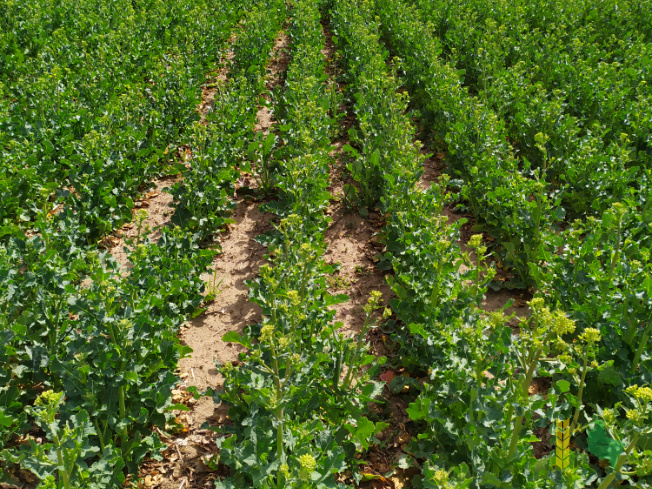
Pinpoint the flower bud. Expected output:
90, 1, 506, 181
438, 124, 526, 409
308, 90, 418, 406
299, 454, 316, 481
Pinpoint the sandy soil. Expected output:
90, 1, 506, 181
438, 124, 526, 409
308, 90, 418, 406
110, 179, 176, 270
137, 26, 289, 489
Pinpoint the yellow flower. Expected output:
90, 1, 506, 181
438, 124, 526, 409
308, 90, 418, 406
34, 390, 63, 407
626, 409, 644, 424
538, 307, 553, 328
370, 290, 383, 302
579, 328, 602, 344
488, 312, 504, 329
259, 324, 274, 343
287, 290, 301, 307
280, 463, 289, 478
634, 386, 652, 403
468, 234, 483, 248
433, 469, 449, 484
299, 454, 316, 481
626, 385, 639, 395
552, 311, 576, 335
529, 297, 545, 312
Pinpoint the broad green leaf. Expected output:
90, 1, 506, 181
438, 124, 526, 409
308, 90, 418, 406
587, 421, 624, 468
222, 331, 251, 348
406, 397, 430, 421
165, 404, 191, 412
555, 380, 570, 393
324, 293, 349, 306
0, 409, 14, 427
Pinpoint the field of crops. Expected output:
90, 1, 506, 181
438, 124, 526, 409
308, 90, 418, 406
1, 0, 651, 487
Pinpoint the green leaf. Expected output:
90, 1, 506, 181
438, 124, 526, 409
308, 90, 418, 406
324, 293, 349, 306
190, 307, 205, 319
406, 397, 430, 421
222, 331, 251, 348
42, 140, 54, 155
369, 148, 380, 167
345, 417, 386, 450
165, 404, 191, 412
178, 345, 193, 359
215, 479, 237, 489
597, 365, 623, 387
408, 323, 428, 339
637, 432, 652, 451
555, 380, 570, 393
0, 409, 14, 427
587, 421, 624, 468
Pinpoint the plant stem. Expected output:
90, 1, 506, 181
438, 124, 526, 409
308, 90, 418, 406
601, 217, 622, 307
596, 432, 640, 489
276, 407, 285, 489
631, 318, 652, 374
569, 347, 590, 435
53, 433, 71, 489
118, 384, 128, 449
270, 340, 285, 489
507, 348, 543, 459
94, 418, 106, 452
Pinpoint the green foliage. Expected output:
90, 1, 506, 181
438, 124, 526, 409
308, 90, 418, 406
0, 0, 250, 483
2, 0, 652, 486
0, 0, 246, 241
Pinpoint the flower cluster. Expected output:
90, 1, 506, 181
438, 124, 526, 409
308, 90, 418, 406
299, 453, 317, 481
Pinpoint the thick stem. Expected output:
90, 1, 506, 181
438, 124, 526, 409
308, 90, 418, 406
270, 339, 285, 489
601, 220, 622, 307
622, 295, 632, 345
53, 434, 71, 489
507, 348, 542, 459
94, 418, 106, 452
118, 385, 128, 448
276, 408, 285, 489
474, 252, 481, 300
569, 348, 590, 435
631, 319, 652, 374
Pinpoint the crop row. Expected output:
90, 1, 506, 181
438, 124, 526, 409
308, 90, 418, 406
416, 0, 652, 192
212, 1, 389, 487
167, 0, 288, 242
372, 0, 652, 485
0, 0, 256, 485
376, 0, 651, 380
0, 0, 249, 242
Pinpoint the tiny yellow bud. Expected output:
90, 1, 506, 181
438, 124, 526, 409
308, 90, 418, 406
468, 234, 483, 248
579, 328, 601, 344
299, 453, 317, 481
286, 290, 301, 306
259, 324, 274, 343
433, 468, 449, 484
626, 409, 644, 424
635, 386, 652, 403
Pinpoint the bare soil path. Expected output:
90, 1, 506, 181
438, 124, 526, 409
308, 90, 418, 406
137, 26, 291, 489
